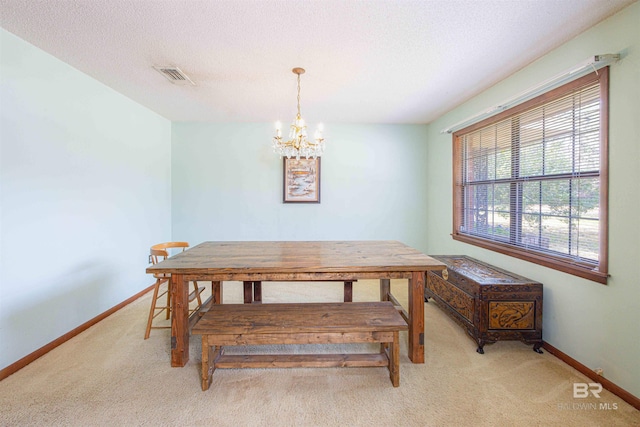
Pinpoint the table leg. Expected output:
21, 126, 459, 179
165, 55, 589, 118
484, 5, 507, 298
253, 281, 262, 302
171, 273, 189, 367
408, 271, 425, 363
380, 278, 390, 301
212, 281, 222, 304
343, 281, 353, 302
243, 281, 252, 303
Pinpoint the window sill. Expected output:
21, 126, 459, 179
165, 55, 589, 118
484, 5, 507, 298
452, 233, 608, 284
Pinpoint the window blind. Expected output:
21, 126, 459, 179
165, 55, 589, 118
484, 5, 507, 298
456, 78, 604, 270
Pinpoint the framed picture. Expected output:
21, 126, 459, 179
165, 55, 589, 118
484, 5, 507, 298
283, 157, 321, 203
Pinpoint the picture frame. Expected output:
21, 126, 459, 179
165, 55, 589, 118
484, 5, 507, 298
283, 157, 321, 203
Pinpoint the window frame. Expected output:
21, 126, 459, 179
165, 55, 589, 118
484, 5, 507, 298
452, 68, 609, 284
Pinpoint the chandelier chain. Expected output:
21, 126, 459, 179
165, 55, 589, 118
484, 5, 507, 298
297, 73, 301, 118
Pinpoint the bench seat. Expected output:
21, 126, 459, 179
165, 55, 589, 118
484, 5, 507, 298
192, 301, 408, 390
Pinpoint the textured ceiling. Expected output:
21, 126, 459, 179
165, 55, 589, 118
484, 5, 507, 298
0, 0, 634, 124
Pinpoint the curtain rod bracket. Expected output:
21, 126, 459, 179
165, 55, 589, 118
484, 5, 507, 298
440, 53, 620, 134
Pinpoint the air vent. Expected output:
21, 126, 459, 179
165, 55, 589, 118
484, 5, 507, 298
153, 66, 195, 86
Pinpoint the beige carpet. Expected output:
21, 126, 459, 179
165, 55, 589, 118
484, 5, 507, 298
1, 280, 638, 426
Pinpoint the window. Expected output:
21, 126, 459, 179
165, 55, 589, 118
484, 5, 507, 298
452, 68, 609, 284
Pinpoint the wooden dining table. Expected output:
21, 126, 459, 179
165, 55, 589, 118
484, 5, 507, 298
146, 240, 446, 367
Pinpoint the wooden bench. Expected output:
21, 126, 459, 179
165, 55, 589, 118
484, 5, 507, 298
192, 301, 408, 390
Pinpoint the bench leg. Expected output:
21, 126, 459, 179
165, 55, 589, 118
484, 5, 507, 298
201, 337, 212, 390
389, 331, 400, 387
201, 337, 222, 391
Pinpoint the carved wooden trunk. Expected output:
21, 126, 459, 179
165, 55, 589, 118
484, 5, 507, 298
425, 255, 543, 354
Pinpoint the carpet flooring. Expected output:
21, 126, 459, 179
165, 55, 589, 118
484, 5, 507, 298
1, 280, 638, 426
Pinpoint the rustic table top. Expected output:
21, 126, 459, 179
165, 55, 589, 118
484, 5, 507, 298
146, 240, 444, 275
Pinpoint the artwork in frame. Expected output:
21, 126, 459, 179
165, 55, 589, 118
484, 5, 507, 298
283, 157, 321, 203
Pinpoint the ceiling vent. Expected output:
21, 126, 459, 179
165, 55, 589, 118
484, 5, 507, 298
153, 66, 195, 86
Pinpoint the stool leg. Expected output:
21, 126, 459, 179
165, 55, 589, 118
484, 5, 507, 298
193, 281, 203, 307
165, 280, 171, 320
145, 279, 162, 340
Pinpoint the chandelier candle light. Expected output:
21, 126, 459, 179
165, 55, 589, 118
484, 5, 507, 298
272, 67, 325, 160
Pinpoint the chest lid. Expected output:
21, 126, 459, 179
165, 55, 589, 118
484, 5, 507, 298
430, 255, 540, 286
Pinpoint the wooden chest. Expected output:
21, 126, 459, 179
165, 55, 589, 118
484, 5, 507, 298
425, 255, 543, 354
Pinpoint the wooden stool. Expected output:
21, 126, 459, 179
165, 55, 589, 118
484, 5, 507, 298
145, 242, 205, 339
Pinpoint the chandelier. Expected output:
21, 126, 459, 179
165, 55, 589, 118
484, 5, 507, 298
272, 67, 325, 160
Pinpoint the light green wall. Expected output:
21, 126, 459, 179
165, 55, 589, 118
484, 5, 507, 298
2, 2, 638, 401
0, 29, 172, 370
424, 3, 640, 398
171, 123, 430, 251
